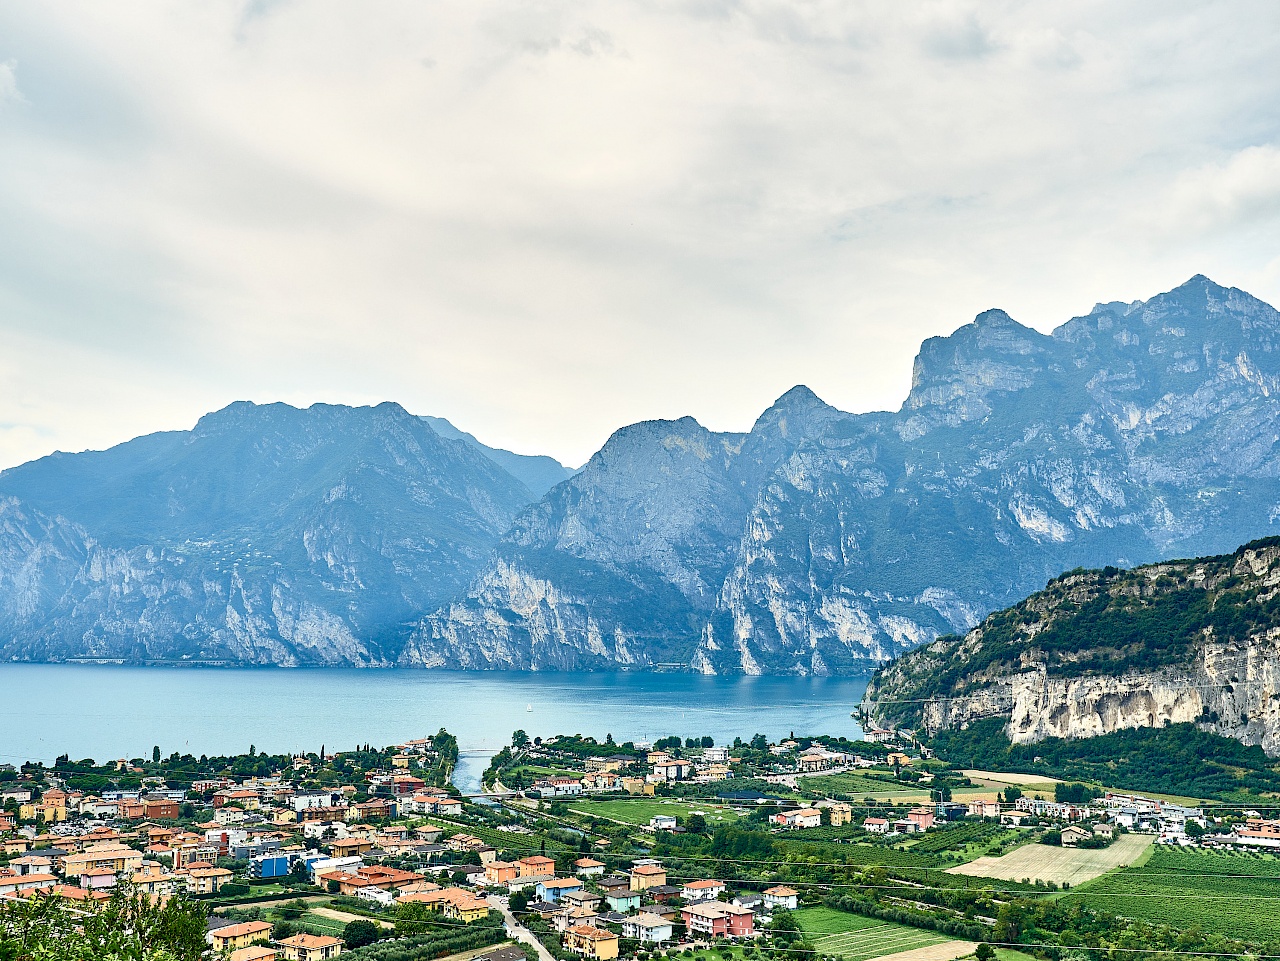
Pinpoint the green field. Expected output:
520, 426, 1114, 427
795, 907, 957, 960
1066, 846, 1280, 943
567, 798, 743, 826
802, 773, 929, 798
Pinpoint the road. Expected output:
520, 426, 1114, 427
493, 896, 556, 961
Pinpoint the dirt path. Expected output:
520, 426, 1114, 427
871, 941, 977, 961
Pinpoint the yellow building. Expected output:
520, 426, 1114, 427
184, 864, 233, 895
18, 802, 67, 824
278, 933, 344, 960
210, 921, 274, 953
629, 864, 666, 891
564, 925, 619, 961
827, 802, 853, 827
396, 887, 490, 923
230, 948, 280, 961
62, 843, 144, 878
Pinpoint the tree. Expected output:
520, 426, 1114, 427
512, 730, 530, 749
152, 746, 161, 764
976, 944, 994, 961
343, 919, 381, 948
1003, 786, 1022, 804
686, 814, 707, 834
510, 890, 530, 914
326, 879, 341, 894
0, 882, 209, 960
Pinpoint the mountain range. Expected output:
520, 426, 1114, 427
3, 275, 1280, 671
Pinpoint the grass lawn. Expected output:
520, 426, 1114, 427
794, 907, 957, 961
1065, 846, 1280, 943
567, 798, 743, 826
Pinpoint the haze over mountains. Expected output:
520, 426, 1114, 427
3, 276, 1280, 672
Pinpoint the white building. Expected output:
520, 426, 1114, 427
622, 914, 674, 944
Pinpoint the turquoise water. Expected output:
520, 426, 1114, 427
0, 665, 868, 791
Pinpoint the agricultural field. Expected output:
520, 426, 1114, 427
947, 832, 1152, 885
1064, 846, 1280, 943
802, 772, 930, 799
794, 907, 968, 961
566, 797, 743, 826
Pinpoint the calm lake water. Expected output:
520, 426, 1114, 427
0, 666, 868, 791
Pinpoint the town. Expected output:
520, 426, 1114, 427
2, 725, 1279, 960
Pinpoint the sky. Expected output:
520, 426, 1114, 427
1, 2, 1278, 469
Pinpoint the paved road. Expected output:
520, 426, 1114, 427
493, 897, 556, 961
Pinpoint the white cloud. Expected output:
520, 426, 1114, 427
0, 60, 22, 104
1167, 145, 1280, 233
0, 1, 1277, 469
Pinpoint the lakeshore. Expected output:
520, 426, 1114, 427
0, 664, 869, 789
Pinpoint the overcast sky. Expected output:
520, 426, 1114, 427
1, 1, 1278, 469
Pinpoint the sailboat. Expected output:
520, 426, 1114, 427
526, 703, 533, 712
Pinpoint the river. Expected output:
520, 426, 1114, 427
0, 665, 868, 791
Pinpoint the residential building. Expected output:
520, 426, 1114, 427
763, 886, 799, 911
652, 760, 693, 782
574, 857, 605, 877
486, 861, 520, 885
681, 901, 755, 938
622, 913, 674, 943
821, 802, 853, 827
230, 948, 280, 961
906, 808, 935, 830
518, 855, 557, 877
862, 817, 889, 834
563, 890, 603, 912
1061, 826, 1093, 846
209, 920, 274, 954
650, 815, 678, 831
277, 933, 344, 961
771, 808, 821, 830
606, 890, 642, 912
0, 874, 57, 897
564, 925, 620, 961
967, 800, 1001, 819
184, 865, 234, 895
629, 863, 667, 891
62, 843, 144, 878
248, 854, 291, 879
537, 878, 585, 902
681, 879, 726, 902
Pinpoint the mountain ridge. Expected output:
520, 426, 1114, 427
4, 275, 1280, 671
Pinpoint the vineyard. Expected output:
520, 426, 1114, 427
1065, 846, 1280, 943
794, 907, 963, 961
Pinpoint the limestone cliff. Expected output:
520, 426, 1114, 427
865, 540, 1280, 755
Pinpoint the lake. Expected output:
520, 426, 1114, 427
0, 665, 868, 791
